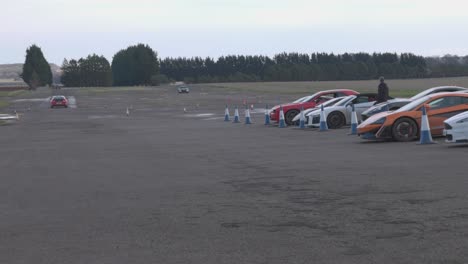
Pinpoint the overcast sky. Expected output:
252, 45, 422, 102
2, 0, 468, 64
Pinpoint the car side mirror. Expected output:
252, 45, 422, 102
419, 104, 431, 111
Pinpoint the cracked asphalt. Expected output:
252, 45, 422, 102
1, 85, 468, 264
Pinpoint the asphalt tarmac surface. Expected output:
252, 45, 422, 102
1, 86, 468, 264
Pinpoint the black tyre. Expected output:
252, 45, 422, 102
392, 117, 418, 142
285, 109, 300, 125
327, 111, 345, 129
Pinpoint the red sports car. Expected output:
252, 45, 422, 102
50, 95, 68, 108
269, 89, 359, 125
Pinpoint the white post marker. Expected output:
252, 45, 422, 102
349, 104, 358, 135
233, 106, 240, 123
245, 106, 252, 124
126, 107, 130, 116
224, 105, 230, 122
278, 106, 286, 128
264, 104, 270, 125
319, 104, 328, 131
418, 105, 435, 144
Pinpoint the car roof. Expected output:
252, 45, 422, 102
426, 92, 468, 99
425, 86, 467, 92
317, 89, 358, 94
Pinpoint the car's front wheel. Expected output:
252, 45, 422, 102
285, 109, 300, 125
327, 111, 345, 129
392, 117, 418, 142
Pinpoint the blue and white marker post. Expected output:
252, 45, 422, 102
319, 104, 328, 131
245, 105, 252, 124
418, 105, 435, 144
278, 106, 286, 128
224, 105, 230, 121
298, 105, 306, 129
233, 106, 240, 123
349, 104, 358, 135
264, 104, 270, 125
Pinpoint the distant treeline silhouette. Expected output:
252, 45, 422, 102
55, 43, 468, 87
160, 53, 468, 83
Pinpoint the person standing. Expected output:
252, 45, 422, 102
376, 76, 389, 103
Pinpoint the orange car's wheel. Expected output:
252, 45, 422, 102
392, 117, 418, 142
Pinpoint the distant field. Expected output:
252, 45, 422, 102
197, 76, 468, 97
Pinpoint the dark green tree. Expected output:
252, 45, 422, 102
61, 55, 112, 87
21, 44, 52, 89
112, 44, 159, 86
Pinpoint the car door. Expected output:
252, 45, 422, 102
352, 95, 376, 120
426, 96, 468, 135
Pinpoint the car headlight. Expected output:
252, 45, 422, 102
456, 118, 468, 124
371, 117, 386, 125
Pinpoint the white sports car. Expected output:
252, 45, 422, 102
306, 93, 378, 128
291, 96, 345, 123
443, 111, 468, 143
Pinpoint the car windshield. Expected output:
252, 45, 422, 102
335, 96, 356, 106
395, 96, 429, 112
293, 95, 312, 103
319, 97, 343, 107
371, 102, 388, 109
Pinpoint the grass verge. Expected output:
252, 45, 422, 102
0, 90, 27, 97
0, 100, 9, 108
76, 86, 156, 95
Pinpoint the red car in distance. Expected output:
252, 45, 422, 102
50, 95, 69, 108
269, 89, 359, 125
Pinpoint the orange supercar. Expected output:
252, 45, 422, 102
357, 92, 468, 142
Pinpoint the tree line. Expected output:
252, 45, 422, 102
20, 44, 468, 89
159, 52, 428, 83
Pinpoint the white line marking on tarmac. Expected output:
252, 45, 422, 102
185, 113, 215, 117
88, 115, 118, 119
13, 98, 49, 102
203, 117, 224, 120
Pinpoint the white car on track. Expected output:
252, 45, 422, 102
443, 111, 468, 143
291, 96, 345, 124
306, 93, 378, 128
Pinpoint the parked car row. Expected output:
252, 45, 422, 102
268, 86, 468, 143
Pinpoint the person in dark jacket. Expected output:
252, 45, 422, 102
376, 76, 389, 103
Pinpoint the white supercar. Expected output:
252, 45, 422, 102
291, 96, 345, 123
306, 94, 377, 129
443, 111, 468, 143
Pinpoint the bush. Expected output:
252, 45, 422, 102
150, 74, 169, 86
